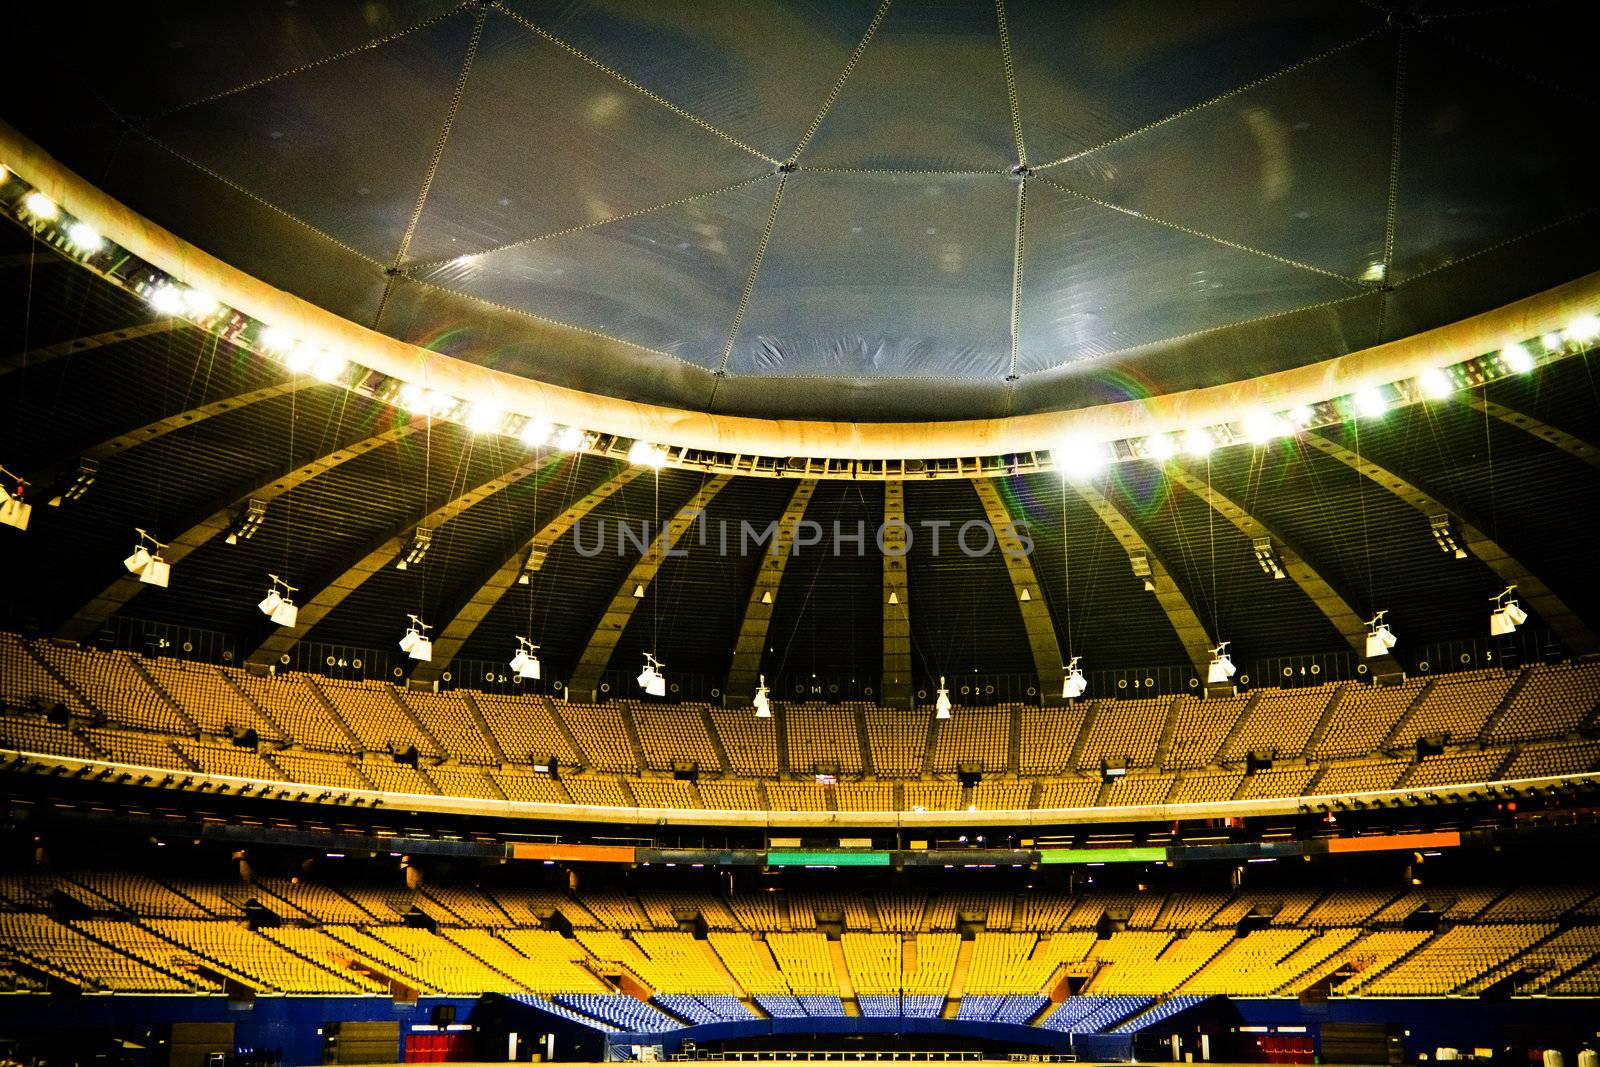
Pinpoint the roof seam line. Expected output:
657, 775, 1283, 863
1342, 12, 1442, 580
400, 174, 774, 269
1380, 28, 1407, 278
390, 3, 488, 269
994, 0, 1027, 166
1007, 179, 1026, 380
1422, 24, 1600, 107
1034, 174, 1361, 283
133, 2, 476, 124
784, 0, 894, 166
1032, 27, 1386, 170
492, 2, 782, 165
714, 175, 789, 381
797, 166, 1007, 177
133, 130, 388, 268
1389, 206, 1600, 287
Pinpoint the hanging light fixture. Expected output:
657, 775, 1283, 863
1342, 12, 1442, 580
123, 529, 171, 588
509, 636, 541, 681
1489, 586, 1528, 636
257, 575, 299, 628
753, 674, 771, 718
934, 676, 952, 719
1206, 642, 1236, 685
637, 652, 667, 697
1062, 656, 1087, 700
398, 615, 433, 661
1364, 610, 1397, 657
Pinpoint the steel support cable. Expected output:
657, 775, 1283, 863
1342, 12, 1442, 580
140, 3, 476, 122
784, 0, 895, 166
1375, 27, 1408, 340
1032, 29, 1386, 171
377, 3, 487, 329
708, 174, 789, 401
1033, 175, 1360, 283
494, 3, 781, 166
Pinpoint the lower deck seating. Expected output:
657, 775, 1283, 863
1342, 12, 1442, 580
0, 871, 1588, 1006
1039, 995, 1155, 1033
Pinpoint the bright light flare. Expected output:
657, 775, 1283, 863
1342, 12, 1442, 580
1143, 434, 1177, 461
1568, 315, 1600, 344
629, 440, 667, 468
1418, 368, 1455, 399
464, 404, 502, 434
1242, 412, 1290, 444
1352, 387, 1388, 418
1054, 436, 1108, 480
312, 352, 347, 382
285, 344, 317, 374
22, 191, 57, 219
1181, 428, 1214, 457
148, 284, 187, 315
259, 327, 296, 353
66, 222, 102, 253
1501, 343, 1534, 373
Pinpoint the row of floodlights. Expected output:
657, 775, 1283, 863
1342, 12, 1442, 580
6, 161, 1595, 488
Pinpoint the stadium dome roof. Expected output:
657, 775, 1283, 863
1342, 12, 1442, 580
8, 0, 1599, 428
2, 0, 1597, 698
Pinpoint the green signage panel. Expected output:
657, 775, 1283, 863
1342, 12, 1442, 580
767, 850, 893, 867
1038, 847, 1167, 865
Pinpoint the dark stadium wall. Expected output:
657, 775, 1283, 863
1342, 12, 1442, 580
600, 1016, 1078, 1058
1223, 999, 1600, 1063
0, 995, 1597, 1064
0, 995, 520, 1065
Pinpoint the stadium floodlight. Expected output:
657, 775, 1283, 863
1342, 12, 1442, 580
1142, 433, 1178, 461
395, 527, 432, 570
520, 419, 552, 447
1053, 436, 1108, 481
1419, 368, 1456, 399
1181, 428, 1214, 457
65, 221, 102, 253
0, 468, 31, 531
123, 529, 171, 588
1568, 315, 1600, 344
934, 677, 952, 720
509, 636, 541, 681
1365, 610, 1397, 658
556, 426, 586, 452
1352, 387, 1388, 418
1252, 537, 1285, 579
753, 674, 771, 718
1501, 343, 1535, 373
1429, 513, 1468, 559
1062, 657, 1087, 700
225, 499, 267, 545
1130, 553, 1156, 592
464, 403, 502, 434
398, 615, 433, 661
1489, 586, 1527, 636
22, 191, 58, 219
629, 440, 667, 468
1242, 412, 1290, 444
258, 575, 299, 628
1206, 642, 1236, 685
637, 653, 667, 697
